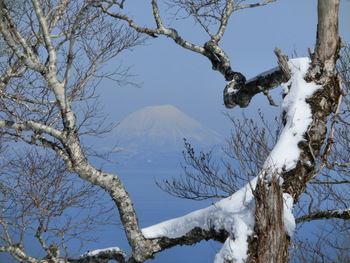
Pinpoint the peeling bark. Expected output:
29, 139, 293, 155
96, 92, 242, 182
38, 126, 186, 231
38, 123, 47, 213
246, 1, 341, 261
247, 176, 290, 263
223, 48, 291, 108
316, 0, 339, 63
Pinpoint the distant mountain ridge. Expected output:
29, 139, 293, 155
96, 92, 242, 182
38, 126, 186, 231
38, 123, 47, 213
113, 105, 224, 169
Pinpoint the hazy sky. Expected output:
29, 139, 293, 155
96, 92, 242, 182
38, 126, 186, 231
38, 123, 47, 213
87, 2, 350, 261
98, 0, 350, 139
1, 2, 349, 263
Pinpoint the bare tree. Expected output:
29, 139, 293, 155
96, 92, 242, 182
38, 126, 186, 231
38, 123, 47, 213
288, 43, 350, 262
0, 0, 346, 263
0, 1, 150, 262
160, 43, 350, 261
158, 112, 282, 200
0, 146, 116, 262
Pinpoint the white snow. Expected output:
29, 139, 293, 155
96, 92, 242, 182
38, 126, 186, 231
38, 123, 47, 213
79, 247, 122, 258
226, 86, 237, 94
247, 66, 279, 82
142, 177, 257, 262
264, 58, 321, 174
283, 193, 295, 236
141, 58, 320, 262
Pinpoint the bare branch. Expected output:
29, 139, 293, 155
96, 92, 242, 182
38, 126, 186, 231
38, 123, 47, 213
31, 0, 57, 68
0, 246, 39, 263
0, 120, 62, 138
296, 208, 350, 223
234, 0, 277, 11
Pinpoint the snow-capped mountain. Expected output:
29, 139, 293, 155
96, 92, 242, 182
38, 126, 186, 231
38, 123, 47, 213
113, 105, 224, 169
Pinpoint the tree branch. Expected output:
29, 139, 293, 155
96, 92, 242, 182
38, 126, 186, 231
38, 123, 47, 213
0, 120, 62, 139
70, 247, 127, 263
0, 4, 46, 73
31, 0, 57, 68
0, 245, 39, 263
296, 208, 350, 223
223, 48, 291, 108
234, 0, 277, 11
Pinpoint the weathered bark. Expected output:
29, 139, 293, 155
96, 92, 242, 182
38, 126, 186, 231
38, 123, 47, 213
223, 48, 290, 108
69, 248, 127, 263
247, 176, 290, 263
0, 0, 344, 262
246, 0, 341, 262
316, 0, 339, 63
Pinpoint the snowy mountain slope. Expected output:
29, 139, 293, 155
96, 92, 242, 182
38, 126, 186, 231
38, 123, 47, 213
112, 105, 224, 168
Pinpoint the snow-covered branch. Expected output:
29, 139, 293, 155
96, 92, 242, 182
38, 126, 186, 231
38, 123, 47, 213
142, 177, 256, 263
0, 0, 343, 262
224, 48, 291, 108
71, 247, 127, 263
141, 57, 325, 262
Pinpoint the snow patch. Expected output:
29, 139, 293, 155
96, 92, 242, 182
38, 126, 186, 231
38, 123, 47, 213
226, 86, 237, 94
283, 193, 295, 236
264, 57, 321, 174
142, 58, 319, 262
247, 66, 279, 82
79, 247, 122, 257
143, 178, 257, 262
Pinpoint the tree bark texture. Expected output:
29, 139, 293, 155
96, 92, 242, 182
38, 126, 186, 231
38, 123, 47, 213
316, 0, 339, 63
246, 0, 341, 262
247, 177, 290, 263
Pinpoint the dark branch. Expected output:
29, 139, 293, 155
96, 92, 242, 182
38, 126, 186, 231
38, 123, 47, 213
224, 48, 291, 108
224, 67, 285, 108
296, 208, 350, 224
69, 247, 127, 263
158, 227, 229, 248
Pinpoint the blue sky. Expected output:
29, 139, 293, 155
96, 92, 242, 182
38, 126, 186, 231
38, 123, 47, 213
98, 0, 350, 138
89, 3, 350, 260
2, 1, 349, 262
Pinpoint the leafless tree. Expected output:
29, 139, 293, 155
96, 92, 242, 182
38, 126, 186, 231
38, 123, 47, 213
289, 43, 350, 262
0, 0, 346, 262
158, 112, 282, 200
161, 44, 350, 261
0, 145, 116, 262
0, 0, 148, 262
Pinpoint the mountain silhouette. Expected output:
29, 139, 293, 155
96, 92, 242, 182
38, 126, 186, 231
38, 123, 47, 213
113, 105, 224, 169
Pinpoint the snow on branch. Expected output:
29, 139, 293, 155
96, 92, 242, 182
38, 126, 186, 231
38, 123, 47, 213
142, 58, 321, 262
224, 48, 291, 108
71, 247, 127, 263
263, 58, 321, 174
142, 177, 257, 263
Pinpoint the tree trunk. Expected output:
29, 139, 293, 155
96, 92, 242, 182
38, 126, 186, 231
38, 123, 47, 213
316, 0, 339, 63
246, 0, 340, 262
247, 177, 290, 263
